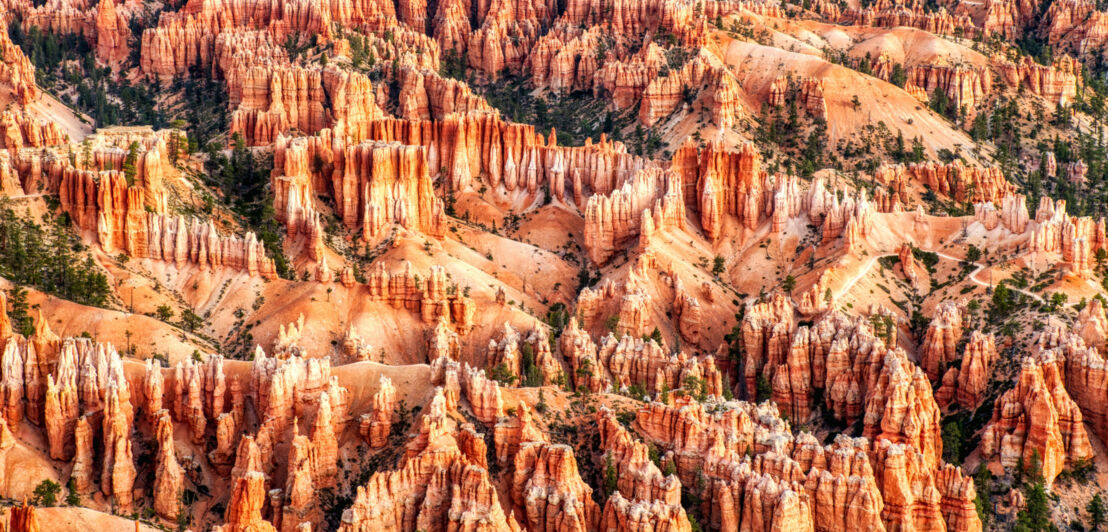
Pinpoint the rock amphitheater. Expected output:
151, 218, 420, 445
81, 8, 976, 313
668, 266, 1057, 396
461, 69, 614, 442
0, 0, 1105, 529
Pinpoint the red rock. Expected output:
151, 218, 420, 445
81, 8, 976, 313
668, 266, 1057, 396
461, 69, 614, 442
510, 442, 600, 531
153, 410, 184, 519
494, 402, 547, 464
210, 413, 238, 474
862, 350, 944, 470
982, 351, 1093, 485
898, 242, 922, 284
874, 161, 1015, 206
352, 262, 474, 331
0, 27, 40, 104
95, 0, 130, 65
531, 26, 621, 96
768, 76, 788, 107
638, 51, 743, 129
69, 415, 95, 493
560, 318, 721, 397
919, 301, 963, 381
362, 375, 395, 448
847, 5, 978, 38
224, 470, 277, 532
101, 385, 136, 511
907, 63, 992, 112
870, 440, 947, 531
741, 293, 794, 398
339, 387, 518, 531
560, 0, 708, 47
583, 168, 685, 264
994, 54, 1082, 106
0, 110, 67, 151
395, 66, 495, 120
798, 77, 827, 120
44, 372, 78, 460
0, 292, 10, 341
485, 323, 565, 385
600, 493, 692, 532
282, 427, 322, 532
308, 392, 339, 488
598, 407, 682, 505
955, 332, 998, 409
1079, 297, 1108, 350
274, 138, 445, 242
460, 363, 504, 423
9, 500, 39, 532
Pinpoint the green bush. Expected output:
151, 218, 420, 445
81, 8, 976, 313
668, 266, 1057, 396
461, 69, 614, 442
33, 479, 61, 507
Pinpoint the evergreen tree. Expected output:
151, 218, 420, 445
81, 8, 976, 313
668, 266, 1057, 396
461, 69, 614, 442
123, 141, 139, 186
1089, 493, 1105, 531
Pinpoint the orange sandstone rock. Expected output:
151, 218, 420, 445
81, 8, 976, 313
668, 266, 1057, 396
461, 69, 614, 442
919, 301, 964, 381
224, 470, 277, 532
362, 375, 395, 448
153, 410, 184, 520
9, 500, 39, 532
510, 442, 600, 531
874, 161, 1014, 206
95, 0, 130, 65
981, 351, 1093, 485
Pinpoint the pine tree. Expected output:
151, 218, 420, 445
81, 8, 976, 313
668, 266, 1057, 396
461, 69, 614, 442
122, 141, 139, 186
1089, 493, 1105, 531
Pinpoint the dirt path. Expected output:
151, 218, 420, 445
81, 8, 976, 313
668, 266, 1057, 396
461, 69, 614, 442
836, 248, 1087, 306
930, 251, 1045, 304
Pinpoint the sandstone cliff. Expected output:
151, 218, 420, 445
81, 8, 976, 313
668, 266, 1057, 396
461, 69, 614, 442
874, 161, 1015, 206
338, 388, 520, 531
981, 351, 1093, 485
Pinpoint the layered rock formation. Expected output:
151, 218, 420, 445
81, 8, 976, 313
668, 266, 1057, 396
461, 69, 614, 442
560, 317, 722, 396
94, 0, 130, 65
27, 128, 284, 277
510, 441, 601, 530
281, 425, 323, 531
229, 65, 384, 146
874, 161, 1015, 206
638, 50, 743, 128
981, 350, 1093, 485
6, 1, 1103, 531
846, 5, 979, 38
224, 470, 277, 532
1051, 323, 1108, 446
339, 389, 519, 531
919, 301, 964, 381
153, 410, 184, 519
861, 349, 944, 470
0, 110, 68, 151
907, 63, 992, 112
634, 394, 978, 532
936, 332, 998, 410
746, 298, 884, 420
583, 167, 685, 263
1026, 197, 1108, 278
0, 26, 40, 104
597, 408, 683, 508
277, 113, 653, 212
9, 500, 39, 532
485, 323, 564, 385
994, 55, 1082, 105
361, 375, 395, 448
974, 194, 1031, 233
273, 135, 444, 241
361, 262, 476, 332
